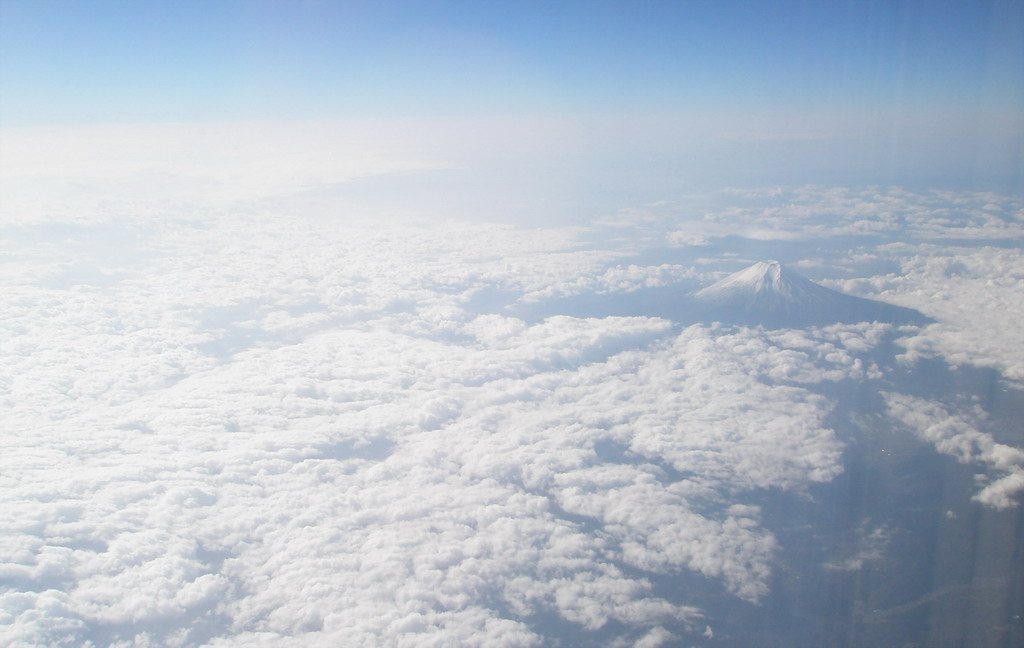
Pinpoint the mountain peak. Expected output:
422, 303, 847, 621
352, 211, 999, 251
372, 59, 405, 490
695, 260, 820, 303
691, 261, 930, 328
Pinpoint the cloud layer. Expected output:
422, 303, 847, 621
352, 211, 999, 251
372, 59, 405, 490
2, 185, 1021, 646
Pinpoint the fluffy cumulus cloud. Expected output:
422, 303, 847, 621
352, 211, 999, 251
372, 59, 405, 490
2, 185, 1022, 646
600, 185, 1024, 385
608, 186, 1024, 245
519, 265, 701, 303
884, 393, 1024, 509
825, 244, 1024, 381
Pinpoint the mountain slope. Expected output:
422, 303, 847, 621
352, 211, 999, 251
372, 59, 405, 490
690, 261, 930, 328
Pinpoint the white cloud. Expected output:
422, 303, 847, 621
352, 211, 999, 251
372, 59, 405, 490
632, 626, 677, 648
828, 245, 1024, 381
519, 264, 700, 303
0, 121, 449, 222
885, 393, 1024, 509
606, 187, 1024, 246
2, 185, 1021, 645
0, 214, 845, 644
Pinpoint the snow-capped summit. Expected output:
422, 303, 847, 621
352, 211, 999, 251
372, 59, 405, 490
691, 261, 930, 328
694, 260, 823, 303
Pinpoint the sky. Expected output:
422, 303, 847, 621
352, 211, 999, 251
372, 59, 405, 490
1, 0, 1022, 211
1, 0, 1021, 122
2, 2, 1024, 647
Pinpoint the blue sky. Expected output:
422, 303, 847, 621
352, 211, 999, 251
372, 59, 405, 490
1, 0, 1020, 123
1, 0, 1021, 201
